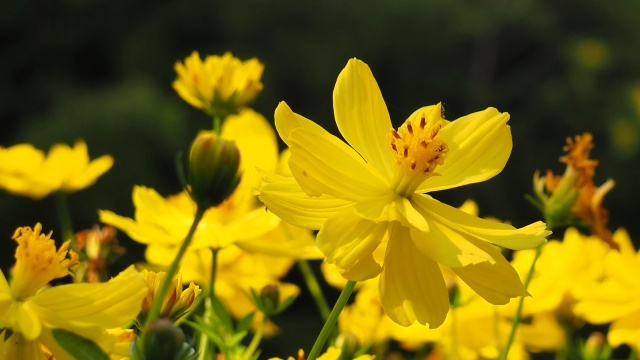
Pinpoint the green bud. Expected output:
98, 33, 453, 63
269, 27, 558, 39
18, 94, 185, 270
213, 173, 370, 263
187, 131, 241, 208
140, 319, 186, 360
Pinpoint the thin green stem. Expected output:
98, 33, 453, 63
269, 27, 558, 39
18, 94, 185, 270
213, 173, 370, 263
145, 205, 206, 325
498, 244, 543, 360
297, 260, 331, 321
307, 280, 357, 360
244, 314, 267, 360
54, 191, 75, 247
213, 116, 222, 134
630, 348, 638, 360
197, 248, 220, 360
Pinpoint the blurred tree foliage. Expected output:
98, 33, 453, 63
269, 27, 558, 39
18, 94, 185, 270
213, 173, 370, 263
1, 0, 639, 354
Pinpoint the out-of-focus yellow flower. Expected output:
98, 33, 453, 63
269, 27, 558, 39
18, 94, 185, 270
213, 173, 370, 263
100, 109, 319, 332
0, 140, 113, 199
259, 58, 549, 327
573, 228, 640, 351
269, 347, 375, 360
138, 270, 201, 324
509, 227, 615, 318
173, 51, 264, 116
0, 224, 147, 359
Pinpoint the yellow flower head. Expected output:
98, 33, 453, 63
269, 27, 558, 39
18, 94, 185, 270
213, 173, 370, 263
172, 51, 264, 115
0, 224, 147, 359
10, 223, 78, 299
573, 228, 640, 351
139, 270, 201, 323
0, 140, 113, 199
259, 58, 550, 327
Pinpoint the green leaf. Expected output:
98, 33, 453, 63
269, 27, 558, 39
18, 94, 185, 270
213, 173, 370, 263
236, 312, 255, 333
52, 329, 109, 360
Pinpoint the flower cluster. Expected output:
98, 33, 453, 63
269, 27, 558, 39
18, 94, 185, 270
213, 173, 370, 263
0, 51, 635, 360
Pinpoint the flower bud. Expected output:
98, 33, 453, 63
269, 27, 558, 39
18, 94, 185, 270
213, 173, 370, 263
187, 131, 241, 208
139, 319, 194, 360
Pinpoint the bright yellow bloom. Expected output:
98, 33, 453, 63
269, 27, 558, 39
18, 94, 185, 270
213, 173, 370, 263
173, 51, 264, 114
139, 270, 201, 323
0, 224, 147, 359
573, 228, 640, 350
0, 140, 113, 199
259, 58, 550, 327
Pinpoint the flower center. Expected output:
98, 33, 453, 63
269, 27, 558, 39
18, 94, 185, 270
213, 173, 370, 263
388, 112, 448, 197
10, 223, 78, 299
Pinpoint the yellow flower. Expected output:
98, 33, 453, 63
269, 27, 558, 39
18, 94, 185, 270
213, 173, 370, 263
509, 227, 614, 317
0, 224, 147, 359
258, 58, 550, 327
172, 51, 264, 115
0, 140, 113, 199
573, 228, 640, 351
138, 270, 201, 323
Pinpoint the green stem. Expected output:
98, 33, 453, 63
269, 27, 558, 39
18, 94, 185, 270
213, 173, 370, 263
307, 280, 357, 360
498, 244, 543, 360
213, 116, 222, 134
145, 205, 206, 325
54, 191, 75, 247
197, 248, 220, 360
630, 348, 638, 360
297, 260, 331, 321
244, 313, 267, 360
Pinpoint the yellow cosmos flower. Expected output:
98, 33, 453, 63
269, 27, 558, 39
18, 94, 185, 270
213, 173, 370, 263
173, 51, 264, 114
258, 58, 550, 327
573, 228, 640, 351
0, 140, 113, 199
0, 224, 147, 359
269, 347, 375, 360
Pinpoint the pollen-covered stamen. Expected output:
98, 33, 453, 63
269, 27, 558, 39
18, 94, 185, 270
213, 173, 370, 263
388, 114, 448, 196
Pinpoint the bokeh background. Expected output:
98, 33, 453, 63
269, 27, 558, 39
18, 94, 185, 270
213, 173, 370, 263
2, 0, 640, 357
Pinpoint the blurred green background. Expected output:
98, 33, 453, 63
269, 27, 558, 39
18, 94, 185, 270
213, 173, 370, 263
1, 0, 640, 357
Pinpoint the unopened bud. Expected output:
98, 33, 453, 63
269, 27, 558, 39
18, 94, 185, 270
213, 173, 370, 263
188, 131, 241, 208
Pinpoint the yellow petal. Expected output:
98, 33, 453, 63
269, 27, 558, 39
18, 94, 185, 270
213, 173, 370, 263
417, 107, 512, 193
221, 109, 278, 189
353, 193, 428, 232
333, 58, 395, 180
379, 226, 449, 327
608, 312, 640, 349
274, 101, 329, 146
287, 127, 388, 200
412, 195, 549, 250
15, 302, 42, 340
3, 332, 43, 360
452, 239, 528, 304
236, 221, 322, 259
258, 170, 352, 230
31, 266, 146, 329
573, 280, 640, 323
317, 208, 387, 281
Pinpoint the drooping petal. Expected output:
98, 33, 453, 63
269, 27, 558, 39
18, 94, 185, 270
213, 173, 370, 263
353, 193, 428, 232
412, 195, 549, 250
417, 107, 512, 193
379, 226, 449, 327
30, 266, 146, 329
287, 126, 389, 200
333, 58, 395, 180
452, 239, 528, 304
258, 170, 353, 230
317, 208, 388, 281
15, 302, 42, 340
